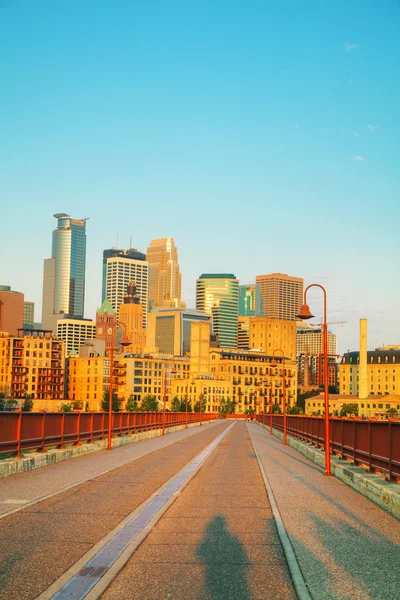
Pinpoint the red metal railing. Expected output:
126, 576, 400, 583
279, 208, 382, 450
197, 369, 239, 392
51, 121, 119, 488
256, 414, 400, 482
0, 411, 218, 458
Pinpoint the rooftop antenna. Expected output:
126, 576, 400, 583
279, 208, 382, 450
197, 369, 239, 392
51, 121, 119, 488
116, 232, 119, 249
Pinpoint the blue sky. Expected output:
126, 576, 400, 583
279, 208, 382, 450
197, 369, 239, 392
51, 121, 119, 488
1, 0, 399, 353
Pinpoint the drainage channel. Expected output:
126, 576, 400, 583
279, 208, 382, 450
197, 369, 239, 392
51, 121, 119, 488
38, 421, 235, 600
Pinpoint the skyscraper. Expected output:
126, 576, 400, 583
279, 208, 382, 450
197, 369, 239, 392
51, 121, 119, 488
196, 274, 239, 349
102, 248, 149, 328
41, 214, 87, 331
256, 273, 303, 321
238, 284, 263, 316
146, 238, 182, 309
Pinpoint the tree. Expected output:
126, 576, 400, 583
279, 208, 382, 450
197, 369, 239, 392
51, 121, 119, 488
272, 402, 282, 414
101, 388, 120, 412
170, 396, 183, 412
194, 395, 206, 413
125, 395, 139, 412
22, 395, 34, 412
386, 408, 397, 415
289, 406, 303, 415
218, 397, 235, 416
60, 403, 73, 412
139, 395, 159, 412
296, 388, 320, 411
340, 403, 359, 417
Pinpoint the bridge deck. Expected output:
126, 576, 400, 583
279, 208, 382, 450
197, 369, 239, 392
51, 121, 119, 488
0, 421, 398, 600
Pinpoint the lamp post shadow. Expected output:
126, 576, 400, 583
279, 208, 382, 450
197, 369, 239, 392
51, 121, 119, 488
197, 514, 251, 600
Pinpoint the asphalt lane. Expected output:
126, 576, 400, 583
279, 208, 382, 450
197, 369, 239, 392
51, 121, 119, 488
102, 421, 297, 600
248, 422, 400, 600
0, 421, 229, 600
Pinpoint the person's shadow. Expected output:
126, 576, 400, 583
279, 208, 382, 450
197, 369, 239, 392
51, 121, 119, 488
197, 515, 251, 599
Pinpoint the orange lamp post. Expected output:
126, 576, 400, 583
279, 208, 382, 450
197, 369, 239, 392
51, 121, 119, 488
298, 284, 332, 477
107, 323, 131, 450
271, 349, 287, 445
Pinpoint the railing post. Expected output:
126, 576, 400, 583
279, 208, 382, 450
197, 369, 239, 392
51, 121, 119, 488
133, 411, 137, 434
59, 410, 65, 449
76, 411, 81, 447
39, 410, 47, 453
89, 412, 94, 444
15, 409, 22, 459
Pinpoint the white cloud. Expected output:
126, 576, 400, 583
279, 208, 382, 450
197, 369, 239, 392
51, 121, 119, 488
344, 43, 360, 53
367, 124, 379, 132
352, 156, 365, 161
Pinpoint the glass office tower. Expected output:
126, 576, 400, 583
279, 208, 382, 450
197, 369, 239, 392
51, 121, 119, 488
196, 274, 239, 349
42, 214, 87, 331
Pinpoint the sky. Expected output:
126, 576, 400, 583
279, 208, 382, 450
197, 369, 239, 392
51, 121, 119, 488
1, 0, 399, 354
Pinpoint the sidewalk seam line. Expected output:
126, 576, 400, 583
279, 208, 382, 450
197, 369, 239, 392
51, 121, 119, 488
35, 422, 235, 600
247, 423, 313, 600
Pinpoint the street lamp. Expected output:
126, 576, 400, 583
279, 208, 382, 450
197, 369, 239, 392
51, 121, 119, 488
298, 284, 331, 476
191, 380, 203, 425
107, 323, 131, 451
270, 349, 287, 444
162, 361, 177, 435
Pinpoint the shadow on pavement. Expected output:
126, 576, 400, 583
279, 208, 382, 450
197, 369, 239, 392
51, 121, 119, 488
197, 514, 251, 600
290, 514, 400, 600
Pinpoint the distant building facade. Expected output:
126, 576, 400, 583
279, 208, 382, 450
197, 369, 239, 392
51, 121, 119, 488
0, 285, 24, 336
0, 329, 64, 400
196, 274, 239, 349
42, 213, 87, 332
146, 308, 212, 356
340, 350, 400, 397
238, 284, 263, 317
23, 301, 35, 329
102, 248, 148, 328
256, 273, 303, 321
118, 282, 147, 354
56, 317, 96, 357
146, 238, 182, 309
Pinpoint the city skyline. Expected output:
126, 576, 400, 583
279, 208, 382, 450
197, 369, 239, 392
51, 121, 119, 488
1, 2, 399, 354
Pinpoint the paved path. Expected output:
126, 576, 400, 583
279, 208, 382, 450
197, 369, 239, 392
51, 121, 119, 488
1, 419, 399, 600
0, 421, 220, 517
248, 422, 400, 600
102, 421, 296, 600
0, 422, 228, 600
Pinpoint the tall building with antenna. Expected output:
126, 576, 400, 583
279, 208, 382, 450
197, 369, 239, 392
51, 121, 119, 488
102, 247, 149, 328
41, 213, 88, 332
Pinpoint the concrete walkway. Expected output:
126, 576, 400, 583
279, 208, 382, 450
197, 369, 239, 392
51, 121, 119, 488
0, 422, 228, 600
248, 422, 400, 600
102, 421, 297, 600
0, 421, 220, 517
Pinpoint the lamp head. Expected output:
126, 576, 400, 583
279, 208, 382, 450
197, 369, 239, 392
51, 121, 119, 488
121, 336, 131, 347
171, 366, 177, 374
270, 358, 277, 367
297, 304, 314, 320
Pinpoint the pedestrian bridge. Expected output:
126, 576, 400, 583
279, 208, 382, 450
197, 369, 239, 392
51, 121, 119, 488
0, 420, 399, 599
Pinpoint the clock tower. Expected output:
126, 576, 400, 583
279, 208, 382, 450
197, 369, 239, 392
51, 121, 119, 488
96, 298, 116, 350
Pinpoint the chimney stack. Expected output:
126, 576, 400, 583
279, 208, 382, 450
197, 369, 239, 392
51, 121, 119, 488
359, 318, 368, 399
